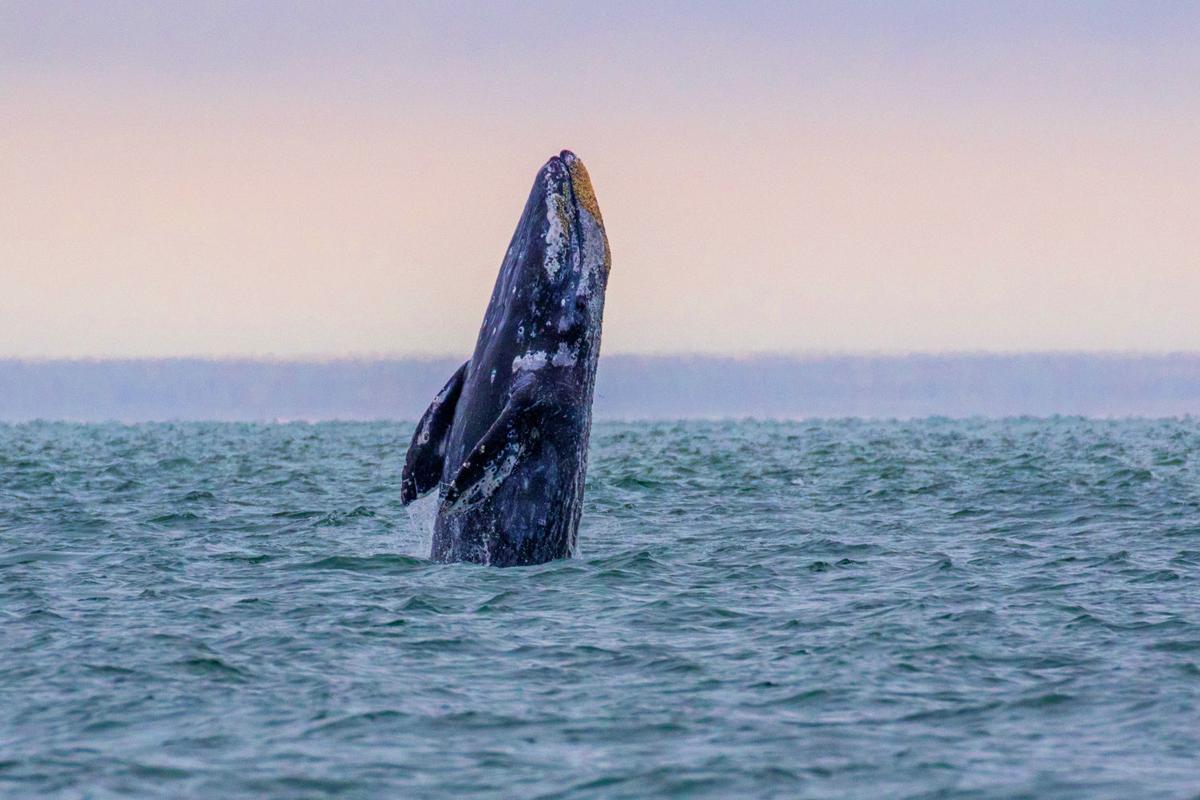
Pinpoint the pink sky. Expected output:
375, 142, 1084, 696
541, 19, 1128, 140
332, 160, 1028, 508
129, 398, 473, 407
3, 3, 1198, 357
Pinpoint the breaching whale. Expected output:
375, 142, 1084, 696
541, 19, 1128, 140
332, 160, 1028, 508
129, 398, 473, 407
400, 150, 611, 566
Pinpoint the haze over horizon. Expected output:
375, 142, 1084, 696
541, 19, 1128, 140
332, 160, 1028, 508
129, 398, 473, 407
4, 353, 1200, 421
4, 2, 1198, 358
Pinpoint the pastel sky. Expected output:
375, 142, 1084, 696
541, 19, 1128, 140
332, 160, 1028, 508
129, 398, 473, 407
3, 1, 1198, 357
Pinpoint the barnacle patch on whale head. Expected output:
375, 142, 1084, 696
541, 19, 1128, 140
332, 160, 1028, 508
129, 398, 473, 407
564, 154, 610, 273
567, 157, 603, 227
542, 176, 572, 279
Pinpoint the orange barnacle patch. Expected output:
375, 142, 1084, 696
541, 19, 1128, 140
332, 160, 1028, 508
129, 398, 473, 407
568, 158, 611, 272
568, 159, 604, 228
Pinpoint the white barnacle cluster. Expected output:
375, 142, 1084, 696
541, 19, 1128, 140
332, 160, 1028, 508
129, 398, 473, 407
572, 208, 608, 344
542, 174, 567, 279
576, 209, 607, 298
511, 351, 549, 372
512, 344, 577, 372
551, 342, 577, 368
448, 446, 523, 514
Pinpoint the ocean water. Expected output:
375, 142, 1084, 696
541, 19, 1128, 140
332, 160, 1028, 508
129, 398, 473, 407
2, 419, 1199, 799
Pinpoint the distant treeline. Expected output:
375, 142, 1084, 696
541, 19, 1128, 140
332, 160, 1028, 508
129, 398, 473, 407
1, 355, 1198, 421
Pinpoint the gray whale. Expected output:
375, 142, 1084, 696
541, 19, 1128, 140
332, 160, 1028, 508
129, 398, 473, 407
400, 151, 611, 566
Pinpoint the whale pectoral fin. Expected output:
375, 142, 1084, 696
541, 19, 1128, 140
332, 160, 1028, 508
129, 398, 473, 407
400, 360, 469, 505
441, 383, 542, 513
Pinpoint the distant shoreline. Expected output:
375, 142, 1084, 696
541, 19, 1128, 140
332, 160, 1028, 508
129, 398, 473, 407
2, 354, 1199, 421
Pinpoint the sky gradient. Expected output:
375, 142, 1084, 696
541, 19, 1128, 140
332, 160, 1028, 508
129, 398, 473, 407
3, 1, 1199, 357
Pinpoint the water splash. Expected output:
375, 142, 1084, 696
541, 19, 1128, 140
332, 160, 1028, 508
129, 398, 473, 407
401, 491, 439, 559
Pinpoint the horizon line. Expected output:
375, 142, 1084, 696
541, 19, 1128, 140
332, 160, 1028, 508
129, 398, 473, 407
5, 350, 1200, 364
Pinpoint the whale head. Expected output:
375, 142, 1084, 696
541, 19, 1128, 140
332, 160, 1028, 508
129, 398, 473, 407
475, 150, 611, 395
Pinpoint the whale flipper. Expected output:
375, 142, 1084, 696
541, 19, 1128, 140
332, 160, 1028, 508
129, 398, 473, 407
400, 360, 469, 504
441, 381, 543, 513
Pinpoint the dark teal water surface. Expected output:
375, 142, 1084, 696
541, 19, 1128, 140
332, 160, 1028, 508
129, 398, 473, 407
3, 419, 1199, 799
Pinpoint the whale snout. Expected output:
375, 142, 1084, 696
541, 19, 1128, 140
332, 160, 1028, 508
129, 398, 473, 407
538, 152, 572, 192
527, 149, 610, 335
539, 151, 603, 226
